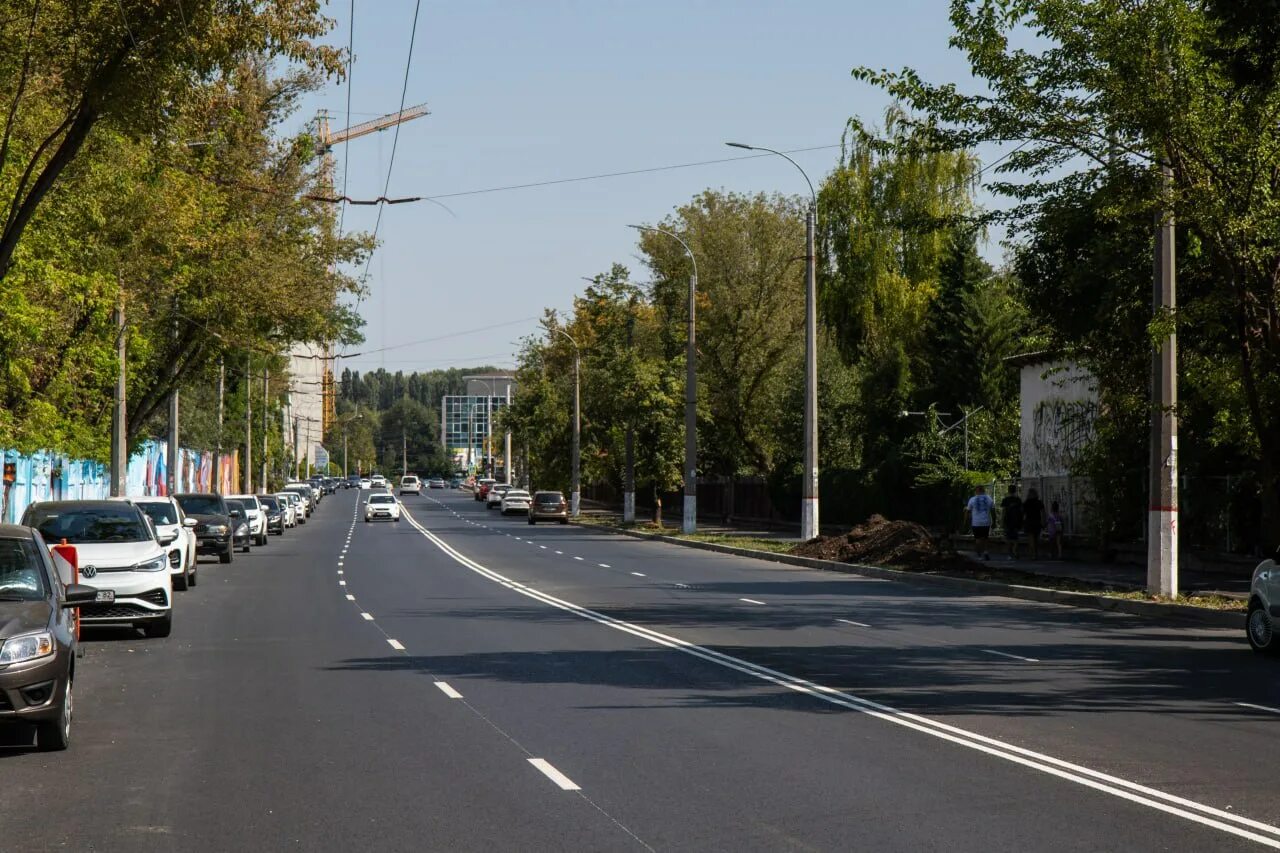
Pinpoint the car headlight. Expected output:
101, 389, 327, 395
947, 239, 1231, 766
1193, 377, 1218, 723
135, 555, 169, 572
207, 524, 229, 536
0, 631, 54, 665
236, 524, 249, 535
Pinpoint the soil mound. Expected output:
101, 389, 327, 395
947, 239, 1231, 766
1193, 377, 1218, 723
790, 514, 942, 567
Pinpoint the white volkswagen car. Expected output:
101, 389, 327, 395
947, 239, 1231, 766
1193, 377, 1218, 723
1247, 549, 1280, 654
364, 493, 401, 523
117, 496, 198, 590
22, 501, 173, 638
500, 489, 531, 515
227, 494, 268, 546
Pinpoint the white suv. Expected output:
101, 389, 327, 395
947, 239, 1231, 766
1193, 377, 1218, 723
1247, 550, 1280, 654
117, 497, 198, 590
227, 494, 269, 546
22, 501, 173, 638
400, 475, 421, 496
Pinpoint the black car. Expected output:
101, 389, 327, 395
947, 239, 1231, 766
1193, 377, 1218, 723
346, 475, 361, 489
175, 493, 234, 564
257, 495, 286, 536
0, 524, 99, 750
224, 500, 254, 554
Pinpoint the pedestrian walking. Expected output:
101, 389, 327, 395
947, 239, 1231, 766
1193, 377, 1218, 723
1001, 483, 1024, 560
1023, 487, 1045, 559
964, 484, 995, 560
1046, 500, 1065, 559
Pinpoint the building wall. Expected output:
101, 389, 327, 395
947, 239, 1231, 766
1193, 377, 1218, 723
441, 395, 508, 471
289, 343, 328, 469
1020, 360, 1098, 478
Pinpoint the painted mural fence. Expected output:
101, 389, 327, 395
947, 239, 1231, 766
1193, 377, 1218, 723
0, 441, 241, 524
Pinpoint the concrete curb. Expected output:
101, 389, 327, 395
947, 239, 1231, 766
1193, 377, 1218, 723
574, 519, 1244, 629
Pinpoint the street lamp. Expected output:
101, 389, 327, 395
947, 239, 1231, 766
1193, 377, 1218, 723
551, 327, 581, 517
629, 223, 698, 534
727, 141, 819, 540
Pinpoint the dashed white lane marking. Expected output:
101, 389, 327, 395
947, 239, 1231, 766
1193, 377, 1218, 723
337, 570, 344, 575
540, 545, 548, 549
837, 618, 871, 628
631, 572, 646, 577
434, 681, 463, 699
674, 583, 691, 589
1236, 702, 1280, 715
573, 556, 584, 561
387, 639, 405, 651
360, 612, 374, 621
599, 563, 611, 568
555, 550, 564, 555
981, 649, 1041, 663
345, 594, 355, 601
528, 758, 581, 791
739, 597, 767, 605
339, 580, 347, 586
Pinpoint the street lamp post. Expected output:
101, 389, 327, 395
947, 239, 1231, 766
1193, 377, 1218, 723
552, 328, 581, 517
727, 142, 819, 540
630, 224, 698, 534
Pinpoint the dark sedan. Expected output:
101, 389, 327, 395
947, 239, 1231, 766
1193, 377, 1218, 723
258, 495, 286, 536
175, 493, 234, 564
224, 500, 254, 553
0, 524, 99, 750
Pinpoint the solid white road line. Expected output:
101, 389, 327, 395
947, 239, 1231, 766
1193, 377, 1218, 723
555, 550, 564, 555
1236, 702, 1280, 715
361, 612, 374, 621
981, 649, 1041, 663
540, 545, 548, 549
599, 563, 611, 568
400, 507, 1280, 849
528, 758, 581, 791
434, 681, 463, 699
387, 639, 405, 651
739, 597, 767, 605
574, 556, 584, 561
837, 618, 871, 628
345, 594, 355, 601
632, 572, 646, 577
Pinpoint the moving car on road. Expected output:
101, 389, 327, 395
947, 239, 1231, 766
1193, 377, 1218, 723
224, 500, 254, 554
117, 496, 198, 591
364, 493, 402, 523
486, 483, 512, 509
475, 478, 497, 502
258, 495, 286, 536
227, 494, 269, 546
400, 475, 421, 496
175, 493, 235, 564
428, 478, 446, 489
499, 489, 531, 515
528, 491, 569, 525
1247, 549, 1280, 654
371, 474, 388, 489
0, 525, 99, 750
358, 478, 371, 490
23, 501, 174, 637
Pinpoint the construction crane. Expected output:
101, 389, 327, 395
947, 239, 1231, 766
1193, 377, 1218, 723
309, 104, 430, 435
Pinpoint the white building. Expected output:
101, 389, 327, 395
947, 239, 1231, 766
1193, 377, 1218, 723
288, 342, 329, 475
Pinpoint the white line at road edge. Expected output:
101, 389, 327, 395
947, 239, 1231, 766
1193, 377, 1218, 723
739, 597, 767, 605
387, 639, 405, 651
401, 507, 1280, 849
528, 758, 581, 791
836, 618, 871, 628
435, 681, 463, 699
1236, 702, 1280, 715
631, 572, 646, 577
982, 649, 1041, 663
361, 612, 374, 621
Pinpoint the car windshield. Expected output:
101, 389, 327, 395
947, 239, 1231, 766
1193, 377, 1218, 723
369, 495, 396, 505
259, 497, 280, 510
0, 536, 47, 601
225, 500, 246, 515
137, 502, 177, 526
177, 496, 224, 515
505, 491, 530, 499
26, 506, 150, 543
536, 492, 565, 504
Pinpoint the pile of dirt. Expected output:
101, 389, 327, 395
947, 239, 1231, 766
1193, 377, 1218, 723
790, 514, 951, 568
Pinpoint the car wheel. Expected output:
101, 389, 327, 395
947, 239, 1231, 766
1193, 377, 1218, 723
188, 565, 197, 588
173, 570, 188, 591
1247, 601, 1276, 654
35, 678, 71, 752
395, 516, 401, 523
142, 612, 173, 639
241, 543, 251, 554
257, 533, 268, 546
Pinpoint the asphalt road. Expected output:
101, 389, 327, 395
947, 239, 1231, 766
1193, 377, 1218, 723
2, 487, 1277, 851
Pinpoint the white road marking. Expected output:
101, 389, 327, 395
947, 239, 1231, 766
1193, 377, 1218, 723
739, 597, 767, 605
528, 758, 581, 791
337, 570, 343, 575
360, 612, 374, 620
387, 639, 405, 651
400, 507, 1280, 849
981, 649, 1041, 663
540, 545, 548, 549
631, 572, 646, 577
1236, 702, 1280, 715
574, 556, 584, 561
338, 580, 346, 586
837, 618, 871, 628
555, 550, 564, 555
434, 681, 463, 699
345, 594, 355, 601
674, 583, 691, 589
599, 563, 611, 568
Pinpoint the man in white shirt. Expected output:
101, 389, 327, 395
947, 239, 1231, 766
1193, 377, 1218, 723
964, 484, 995, 560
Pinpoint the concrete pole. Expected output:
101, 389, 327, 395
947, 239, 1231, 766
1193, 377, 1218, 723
1148, 161, 1178, 597
801, 203, 820, 541
244, 354, 253, 494
166, 309, 179, 495
343, 431, 348, 479
111, 292, 128, 497
624, 307, 636, 524
486, 392, 493, 479
571, 351, 581, 516
504, 382, 513, 486
683, 269, 698, 534
216, 357, 225, 489
261, 365, 268, 492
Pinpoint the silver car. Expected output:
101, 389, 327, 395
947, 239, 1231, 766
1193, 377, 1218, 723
1247, 550, 1280, 654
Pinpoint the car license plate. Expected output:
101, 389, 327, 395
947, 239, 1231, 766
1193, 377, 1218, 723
95, 590, 115, 603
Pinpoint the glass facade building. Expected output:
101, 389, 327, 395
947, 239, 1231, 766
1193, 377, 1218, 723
441, 394, 509, 473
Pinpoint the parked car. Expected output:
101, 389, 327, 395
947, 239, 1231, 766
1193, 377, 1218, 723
22, 501, 174, 637
227, 494, 268, 547
282, 484, 314, 517
486, 484, 512, 509
279, 492, 304, 526
499, 489, 531, 515
175, 493, 235, 564
428, 478, 446, 489
364, 493, 402, 523
117, 496, 198, 590
1247, 549, 1280, 654
224, 500, 254, 553
400, 475, 421, 496
528, 491, 569, 525
258, 495, 287, 536
0, 525, 99, 750
475, 478, 497, 502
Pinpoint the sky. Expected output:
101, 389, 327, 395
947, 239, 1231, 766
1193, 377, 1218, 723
291, 1, 1001, 376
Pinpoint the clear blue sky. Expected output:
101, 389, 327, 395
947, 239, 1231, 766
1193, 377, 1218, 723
292, 1, 998, 375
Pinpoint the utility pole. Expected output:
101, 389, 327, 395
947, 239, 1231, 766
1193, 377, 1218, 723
504, 381, 513, 485
111, 290, 128, 497
572, 349, 581, 515
801, 201, 819, 541
1148, 161, 1178, 597
261, 365, 268, 493
683, 265, 697, 534
167, 310, 179, 496
216, 357, 225, 492
624, 303, 636, 523
245, 354, 253, 493
402, 426, 407, 479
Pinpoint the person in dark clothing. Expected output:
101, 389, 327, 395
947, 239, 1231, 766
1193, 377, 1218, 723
1023, 487, 1046, 559
1001, 484, 1024, 560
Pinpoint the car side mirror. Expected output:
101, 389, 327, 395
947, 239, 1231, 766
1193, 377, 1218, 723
183, 517, 198, 528
62, 584, 100, 606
